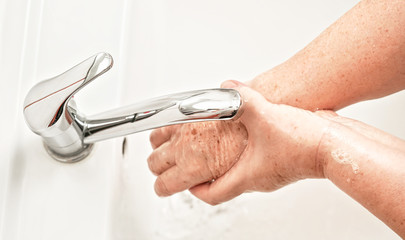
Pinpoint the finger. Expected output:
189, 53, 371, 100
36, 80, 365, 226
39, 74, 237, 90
149, 126, 175, 149
189, 153, 249, 205
147, 142, 176, 176
314, 110, 338, 120
221, 80, 270, 132
154, 165, 207, 197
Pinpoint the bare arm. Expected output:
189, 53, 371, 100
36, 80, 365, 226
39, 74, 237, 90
147, 0, 405, 236
149, 81, 405, 237
190, 82, 405, 237
318, 117, 405, 236
249, 0, 405, 110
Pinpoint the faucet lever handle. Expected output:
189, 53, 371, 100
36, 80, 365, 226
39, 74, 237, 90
23, 53, 113, 134
23, 53, 113, 162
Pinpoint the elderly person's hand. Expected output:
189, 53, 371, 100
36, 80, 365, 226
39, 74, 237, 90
148, 110, 249, 197
148, 80, 333, 205
148, 0, 405, 234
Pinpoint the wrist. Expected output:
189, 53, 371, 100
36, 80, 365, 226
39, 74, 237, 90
314, 119, 347, 180
314, 123, 332, 179
295, 112, 338, 180
276, 109, 333, 181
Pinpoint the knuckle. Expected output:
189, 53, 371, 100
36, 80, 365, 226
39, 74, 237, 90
147, 154, 159, 176
149, 130, 161, 148
154, 177, 171, 197
161, 127, 169, 136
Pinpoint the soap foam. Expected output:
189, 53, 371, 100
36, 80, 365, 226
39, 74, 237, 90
331, 149, 359, 174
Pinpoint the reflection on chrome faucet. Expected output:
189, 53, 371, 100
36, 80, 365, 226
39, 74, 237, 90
23, 53, 242, 163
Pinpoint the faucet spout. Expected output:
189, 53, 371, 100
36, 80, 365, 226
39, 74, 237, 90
81, 89, 241, 144
23, 53, 242, 163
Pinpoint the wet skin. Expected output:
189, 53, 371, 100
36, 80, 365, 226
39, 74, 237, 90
148, 0, 405, 237
149, 82, 405, 237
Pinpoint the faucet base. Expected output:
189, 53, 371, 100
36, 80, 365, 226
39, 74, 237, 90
44, 142, 94, 163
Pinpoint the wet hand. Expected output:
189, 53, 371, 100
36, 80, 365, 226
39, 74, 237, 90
148, 81, 331, 205
148, 119, 248, 197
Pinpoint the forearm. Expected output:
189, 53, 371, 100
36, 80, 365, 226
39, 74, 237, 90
248, 0, 405, 111
319, 121, 405, 237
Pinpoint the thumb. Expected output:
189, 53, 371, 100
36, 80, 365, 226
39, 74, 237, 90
221, 80, 270, 130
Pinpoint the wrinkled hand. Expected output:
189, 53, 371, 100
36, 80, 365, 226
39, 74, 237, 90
148, 80, 331, 205
148, 119, 248, 194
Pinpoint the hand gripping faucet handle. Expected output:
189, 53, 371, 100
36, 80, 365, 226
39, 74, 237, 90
23, 53, 242, 163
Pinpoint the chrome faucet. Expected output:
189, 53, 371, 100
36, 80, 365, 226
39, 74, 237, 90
23, 53, 242, 163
